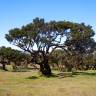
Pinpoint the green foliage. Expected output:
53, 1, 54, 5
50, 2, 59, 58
5, 17, 96, 74
0, 46, 28, 66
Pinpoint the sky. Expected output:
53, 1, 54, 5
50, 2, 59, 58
0, 0, 96, 50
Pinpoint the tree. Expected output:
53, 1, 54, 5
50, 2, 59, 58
5, 18, 96, 75
0, 46, 8, 70
0, 46, 27, 70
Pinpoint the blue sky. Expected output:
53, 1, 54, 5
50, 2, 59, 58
0, 0, 96, 49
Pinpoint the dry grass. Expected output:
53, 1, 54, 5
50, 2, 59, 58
0, 68, 96, 96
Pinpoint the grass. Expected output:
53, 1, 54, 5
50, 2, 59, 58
0, 66, 96, 96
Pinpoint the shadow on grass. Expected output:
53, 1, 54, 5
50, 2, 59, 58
27, 76, 39, 79
12, 68, 32, 72
39, 72, 74, 79
26, 73, 73, 80
12, 70, 29, 72
38, 71, 96, 78
57, 72, 74, 78
74, 71, 96, 76
27, 67, 39, 70
50, 71, 96, 79
0, 67, 8, 71
26, 71, 96, 80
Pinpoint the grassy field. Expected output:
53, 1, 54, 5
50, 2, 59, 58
0, 67, 96, 96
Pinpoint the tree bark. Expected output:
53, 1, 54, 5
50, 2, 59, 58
40, 59, 51, 76
40, 64, 51, 76
31, 51, 52, 76
2, 63, 6, 70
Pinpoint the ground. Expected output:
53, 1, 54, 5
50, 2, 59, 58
0, 66, 96, 96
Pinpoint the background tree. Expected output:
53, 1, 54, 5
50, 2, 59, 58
0, 46, 8, 70
64, 23, 96, 70
0, 46, 28, 71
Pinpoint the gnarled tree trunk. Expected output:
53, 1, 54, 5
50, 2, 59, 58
32, 51, 52, 76
40, 59, 51, 76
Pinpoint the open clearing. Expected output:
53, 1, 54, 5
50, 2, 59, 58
0, 69, 96, 96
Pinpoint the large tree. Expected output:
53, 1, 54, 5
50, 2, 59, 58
5, 18, 96, 75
